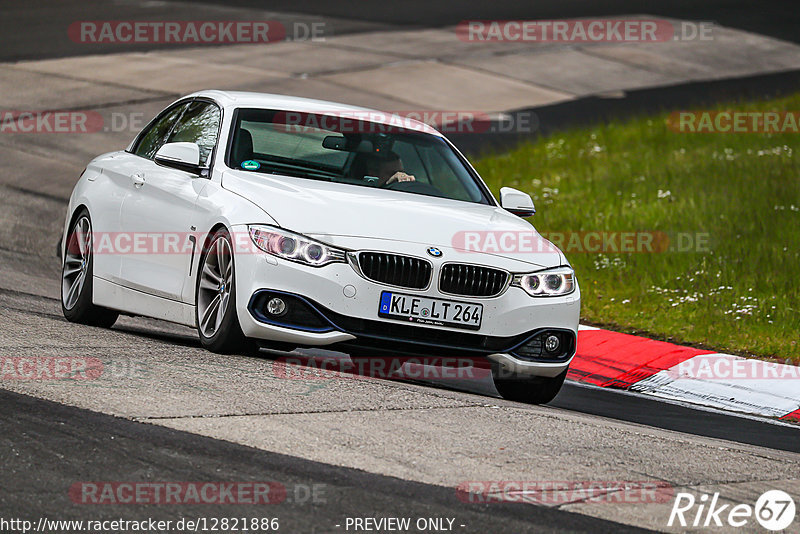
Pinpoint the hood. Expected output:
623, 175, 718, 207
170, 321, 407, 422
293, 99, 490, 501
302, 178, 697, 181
222, 170, 564, 269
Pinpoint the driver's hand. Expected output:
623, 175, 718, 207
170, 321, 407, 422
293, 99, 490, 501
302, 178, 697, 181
383, 171, 416, 186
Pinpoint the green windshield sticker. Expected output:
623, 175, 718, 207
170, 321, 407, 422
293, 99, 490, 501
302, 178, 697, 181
241, 160, 260, 171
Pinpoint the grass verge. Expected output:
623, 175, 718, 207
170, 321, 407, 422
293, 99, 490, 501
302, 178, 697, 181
474, 93, 800, 364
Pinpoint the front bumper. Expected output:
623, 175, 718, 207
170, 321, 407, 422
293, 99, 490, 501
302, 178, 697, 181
233, 228, 580, 377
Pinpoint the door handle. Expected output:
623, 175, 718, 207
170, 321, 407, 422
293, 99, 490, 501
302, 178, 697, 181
131, 172, 145, 187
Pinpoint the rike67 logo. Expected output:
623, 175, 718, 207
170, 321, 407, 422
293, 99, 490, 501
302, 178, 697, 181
668, 490, 796, 531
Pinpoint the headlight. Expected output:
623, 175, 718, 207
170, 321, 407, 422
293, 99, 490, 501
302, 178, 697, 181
248, 225, 347, 267
512, 266, 575, 297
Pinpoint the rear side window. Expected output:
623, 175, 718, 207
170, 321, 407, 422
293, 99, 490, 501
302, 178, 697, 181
133, 103, 188, 160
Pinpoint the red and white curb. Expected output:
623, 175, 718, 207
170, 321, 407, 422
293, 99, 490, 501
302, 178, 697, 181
570, 325, 800, 423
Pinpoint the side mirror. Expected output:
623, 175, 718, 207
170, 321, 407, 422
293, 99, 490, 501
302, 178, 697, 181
500, 187, 536, 217
154, 142, 202, 175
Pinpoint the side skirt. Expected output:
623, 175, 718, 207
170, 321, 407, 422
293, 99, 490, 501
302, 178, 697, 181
93, 276, 196, 327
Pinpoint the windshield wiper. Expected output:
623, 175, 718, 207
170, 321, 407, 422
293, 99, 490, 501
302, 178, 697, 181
254, 166, 332, 182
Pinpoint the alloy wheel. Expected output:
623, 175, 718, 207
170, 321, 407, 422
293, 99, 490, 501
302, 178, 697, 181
197, 235, 233, 338
62, 216, 92, 310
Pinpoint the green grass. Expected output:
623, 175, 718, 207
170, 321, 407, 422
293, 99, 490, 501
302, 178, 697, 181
474, 93, 800, 364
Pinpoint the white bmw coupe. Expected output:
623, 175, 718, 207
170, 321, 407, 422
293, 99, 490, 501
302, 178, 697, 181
61, 90, 580, 403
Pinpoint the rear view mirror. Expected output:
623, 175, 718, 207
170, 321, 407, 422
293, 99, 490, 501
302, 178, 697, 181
323, 136, 375, 154
322, 135, 348, 151
154, 142, 202, 175
500, 187, 536, 217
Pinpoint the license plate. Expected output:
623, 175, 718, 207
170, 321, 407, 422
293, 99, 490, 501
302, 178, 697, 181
378, 291, 483, 330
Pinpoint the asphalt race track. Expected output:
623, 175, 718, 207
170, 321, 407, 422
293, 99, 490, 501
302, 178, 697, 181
1, 1, 799, 533
3, 0, 799, 61
2, 390, 650, 533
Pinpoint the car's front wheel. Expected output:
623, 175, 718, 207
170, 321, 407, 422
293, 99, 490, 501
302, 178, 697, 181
196, 228, 256, 354
61, 210, 119, 328
493, 369, 567, 405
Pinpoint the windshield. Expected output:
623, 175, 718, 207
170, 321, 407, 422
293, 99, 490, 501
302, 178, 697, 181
226, 108, 491, 204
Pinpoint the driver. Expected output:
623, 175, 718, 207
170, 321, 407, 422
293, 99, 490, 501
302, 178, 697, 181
365, 151, 416, 187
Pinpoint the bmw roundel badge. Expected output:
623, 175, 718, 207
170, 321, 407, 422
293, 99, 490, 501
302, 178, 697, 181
426, 247, 443, 258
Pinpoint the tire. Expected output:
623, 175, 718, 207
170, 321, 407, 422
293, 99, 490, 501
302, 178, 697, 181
195, 228, 256, 354
61, 210, 119, 328
493, 369, 567, 405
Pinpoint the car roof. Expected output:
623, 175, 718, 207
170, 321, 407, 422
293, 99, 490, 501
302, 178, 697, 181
184, 90, 442, 137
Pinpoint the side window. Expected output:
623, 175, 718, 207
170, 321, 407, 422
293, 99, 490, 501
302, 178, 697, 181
165, 101, 221, 167
133, 103, 188, 160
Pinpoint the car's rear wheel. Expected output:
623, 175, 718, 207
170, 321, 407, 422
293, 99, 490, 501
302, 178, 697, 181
196, 228, 256, 354
61, 211, 119, 328
493, 369, 567, 405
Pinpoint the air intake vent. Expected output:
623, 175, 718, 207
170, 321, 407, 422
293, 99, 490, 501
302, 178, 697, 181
358, 252, 432, 290
439, 264, 509, 297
